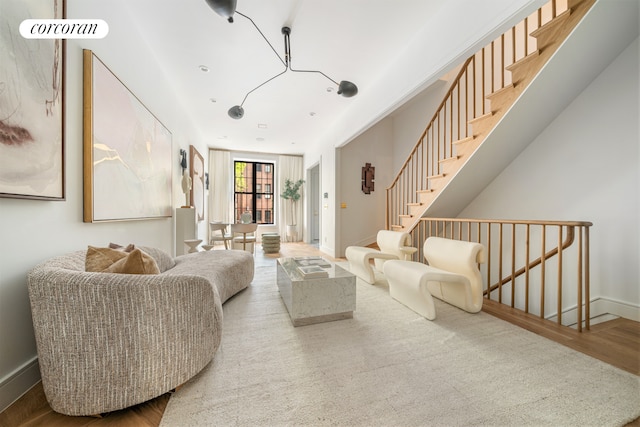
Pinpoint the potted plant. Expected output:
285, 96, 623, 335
280, 178, 305, 241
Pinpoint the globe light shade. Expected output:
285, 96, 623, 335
204, 0, 237, 23
228, 105, 244, 119
337, 80, 358, 97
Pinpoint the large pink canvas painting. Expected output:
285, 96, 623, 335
83, 50, 172, 222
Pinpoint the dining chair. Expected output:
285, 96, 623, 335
230, 223, 258, 253
209, 222, 232, 249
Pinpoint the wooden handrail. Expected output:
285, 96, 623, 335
387, 56, 474, 190
486, 225, 574, 293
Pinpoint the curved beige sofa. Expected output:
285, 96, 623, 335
27, 247, 253, 416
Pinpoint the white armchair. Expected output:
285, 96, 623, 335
383, 237, 485, 320
345, 230, 417, 284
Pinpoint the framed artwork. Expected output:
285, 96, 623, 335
190, 145, 205, 222
0, 0, 66, 200
83, 49, 172, 222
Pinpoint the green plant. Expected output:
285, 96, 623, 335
280, 178, 305, 226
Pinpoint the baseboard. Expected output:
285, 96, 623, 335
0, 357, 40, 413
319, 244, 336, 259
351, 235, 378, 248
590, 297, 640, 322
546, 297, 640, 327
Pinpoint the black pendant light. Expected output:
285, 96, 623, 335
204, 0, 237, 23
204, 1, 358, 119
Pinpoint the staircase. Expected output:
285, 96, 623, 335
386, 0, 599, 230
381, 0, 639, 331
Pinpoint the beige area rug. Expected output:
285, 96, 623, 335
160, 261, 640, 427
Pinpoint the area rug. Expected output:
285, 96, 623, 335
160, 261, 640, 426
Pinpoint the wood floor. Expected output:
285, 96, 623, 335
2, 242, 638, 427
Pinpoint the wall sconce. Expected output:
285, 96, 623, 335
179, 149, 187, 173
205, 172, 210, 190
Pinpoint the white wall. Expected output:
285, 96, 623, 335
330, 78, 449, 256
459, 38, 640, 313
303, 140, 336, 257
0, 0, 209, 411
336, 119, 394, 256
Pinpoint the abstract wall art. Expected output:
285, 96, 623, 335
0, 0, 66, 200
83, 49, 172, 222
362, 162, 375, 194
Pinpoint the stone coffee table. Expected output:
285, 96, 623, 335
277, 257, 356, 326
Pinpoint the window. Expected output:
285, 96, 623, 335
234, 161, 274, 224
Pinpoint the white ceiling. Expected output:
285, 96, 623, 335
117, 0, 546, 155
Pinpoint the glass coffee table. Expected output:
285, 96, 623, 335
277, 257, 356, 326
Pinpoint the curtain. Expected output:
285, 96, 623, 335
208, 150, 232, 227
278, 155, 304, 241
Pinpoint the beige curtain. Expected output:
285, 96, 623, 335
208, 150, 232, 227
278, 155, 304, 241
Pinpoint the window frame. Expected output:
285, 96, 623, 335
233, 160, 275, 224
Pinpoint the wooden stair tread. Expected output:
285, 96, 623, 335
486, 83, 515, 100
468, 112, 492, 124
530, 9, 572, 39
506, 50, 540, 72
452, 136, 474, 145
439, 156, 459, 164
427, 173, 445, 180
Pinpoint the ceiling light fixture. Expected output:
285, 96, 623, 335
204, 0, 236, 23
204, 0, 358, 120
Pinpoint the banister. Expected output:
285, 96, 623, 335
387, 57, 475, 191
485, 225, 574, 293
412, 217, 592, 332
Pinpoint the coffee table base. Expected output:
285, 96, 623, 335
291, 311, 353, 327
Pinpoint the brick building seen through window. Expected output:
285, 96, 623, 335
234, 161, 274, 224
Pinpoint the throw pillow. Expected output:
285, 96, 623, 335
138, 246, 176, 272
85, 246, 160, 274
85, 246, 128, 272
104, 248, 160, 275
